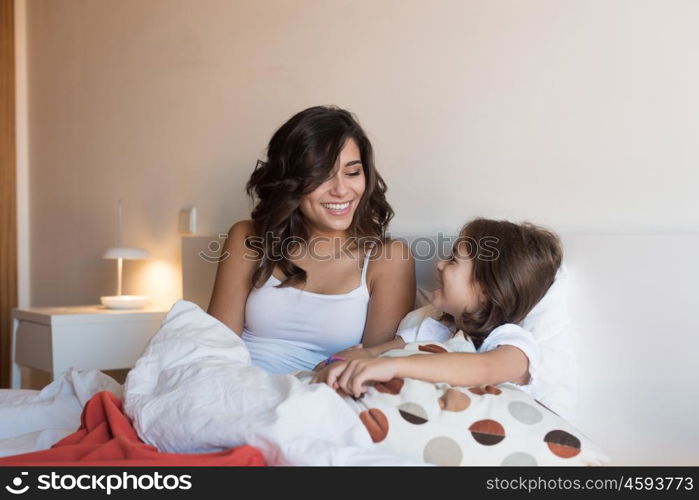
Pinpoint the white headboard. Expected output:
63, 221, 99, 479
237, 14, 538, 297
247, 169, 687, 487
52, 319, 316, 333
181, 232, 699, 465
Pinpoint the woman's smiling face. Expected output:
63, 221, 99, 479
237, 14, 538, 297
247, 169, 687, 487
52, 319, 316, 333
299, 138, 366, 236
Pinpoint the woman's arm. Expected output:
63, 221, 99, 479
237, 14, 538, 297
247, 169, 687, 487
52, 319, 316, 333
331, 336, 406, 361
310, 336, 405, 380
365, 337, 406, 356
326, 345, 530, 397
206, 220, 259, 336
360, 240, 416, 348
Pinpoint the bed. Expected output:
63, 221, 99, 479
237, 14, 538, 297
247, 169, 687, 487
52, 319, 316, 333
137, 231, 699, 465
2, 233, 697, 465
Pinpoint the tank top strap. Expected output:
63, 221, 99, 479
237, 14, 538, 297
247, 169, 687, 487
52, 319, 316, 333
360, 249, 371, 288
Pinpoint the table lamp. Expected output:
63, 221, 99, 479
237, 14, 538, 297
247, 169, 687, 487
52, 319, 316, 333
101, 200, 151, 309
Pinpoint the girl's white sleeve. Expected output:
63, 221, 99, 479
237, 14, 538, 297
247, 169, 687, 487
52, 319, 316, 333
478, 323, 540, 394
396, 317, 453, 343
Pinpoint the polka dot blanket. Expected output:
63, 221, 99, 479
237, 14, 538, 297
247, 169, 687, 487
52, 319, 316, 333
296, 336, 609, 466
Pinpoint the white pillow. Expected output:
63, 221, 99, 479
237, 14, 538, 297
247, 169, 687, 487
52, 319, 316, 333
398, 264, 577, 422
519, 264, 577, 423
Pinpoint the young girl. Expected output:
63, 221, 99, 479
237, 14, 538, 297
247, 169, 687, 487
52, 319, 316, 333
312, 218, 563, 401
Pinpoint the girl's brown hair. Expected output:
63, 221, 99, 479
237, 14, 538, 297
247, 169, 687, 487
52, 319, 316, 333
245, 105, 393, 288
444, 218, 563, 349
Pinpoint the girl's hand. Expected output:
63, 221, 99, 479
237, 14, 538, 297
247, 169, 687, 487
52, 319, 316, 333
332, 358, 400, 398
312, 344, 375, 372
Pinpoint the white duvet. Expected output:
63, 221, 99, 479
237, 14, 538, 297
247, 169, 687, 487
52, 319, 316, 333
123, 299, 421, 466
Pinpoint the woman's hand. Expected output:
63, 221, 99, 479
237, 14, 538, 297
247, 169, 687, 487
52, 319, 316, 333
328, 358, 400, 398
312, 344, 375, 372
310, 363, 342, 386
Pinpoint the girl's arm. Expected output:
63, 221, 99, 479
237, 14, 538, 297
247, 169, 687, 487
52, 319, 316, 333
207, 220, 259, 336
327, 345, 530, 397
392, 346, 530, 387
359, 240, 416, 348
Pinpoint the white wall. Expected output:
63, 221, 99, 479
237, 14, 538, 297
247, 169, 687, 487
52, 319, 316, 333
563, 233, 699, 466
20, 0, 699, 463
25, 0, 699, 308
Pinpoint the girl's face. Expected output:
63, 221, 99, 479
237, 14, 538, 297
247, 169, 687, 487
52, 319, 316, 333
432, 242, 485, 317
299, 138, 366, 236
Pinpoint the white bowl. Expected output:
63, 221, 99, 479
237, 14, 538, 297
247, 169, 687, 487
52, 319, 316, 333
100, 295, 150, 309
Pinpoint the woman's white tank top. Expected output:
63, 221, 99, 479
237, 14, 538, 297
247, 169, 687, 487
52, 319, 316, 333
241, 252, 371, 374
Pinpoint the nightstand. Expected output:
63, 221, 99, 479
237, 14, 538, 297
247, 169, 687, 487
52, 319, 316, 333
10, 305, 170, 389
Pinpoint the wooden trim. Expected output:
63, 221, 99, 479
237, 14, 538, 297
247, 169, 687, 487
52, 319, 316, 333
0, 0, 17, 388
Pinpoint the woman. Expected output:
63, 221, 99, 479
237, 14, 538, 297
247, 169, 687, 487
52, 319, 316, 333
207, 106, 416, 374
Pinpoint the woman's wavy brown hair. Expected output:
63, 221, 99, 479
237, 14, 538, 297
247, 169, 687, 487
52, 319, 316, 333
245, 105, 393, 288
442, 218, 563, 349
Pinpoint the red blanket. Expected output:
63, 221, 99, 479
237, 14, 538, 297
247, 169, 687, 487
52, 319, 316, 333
0, 391, 265, 466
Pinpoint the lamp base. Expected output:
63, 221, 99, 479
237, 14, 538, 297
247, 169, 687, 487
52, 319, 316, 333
100, 295, 150, 309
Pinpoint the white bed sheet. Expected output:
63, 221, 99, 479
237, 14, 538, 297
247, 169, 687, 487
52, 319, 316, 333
0, 368, 122, 458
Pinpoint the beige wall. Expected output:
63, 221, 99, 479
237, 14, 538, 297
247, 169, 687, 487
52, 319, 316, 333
24, 0, 699, 309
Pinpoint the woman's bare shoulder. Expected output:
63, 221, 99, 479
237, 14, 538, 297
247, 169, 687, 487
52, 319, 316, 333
224, 219, 260, 261
227, 219, 256, 239
367, 238, 414, 275
364, 238, 416, 320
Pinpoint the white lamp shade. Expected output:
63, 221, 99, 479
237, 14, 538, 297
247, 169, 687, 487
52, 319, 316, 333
102, 247, 150, 260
